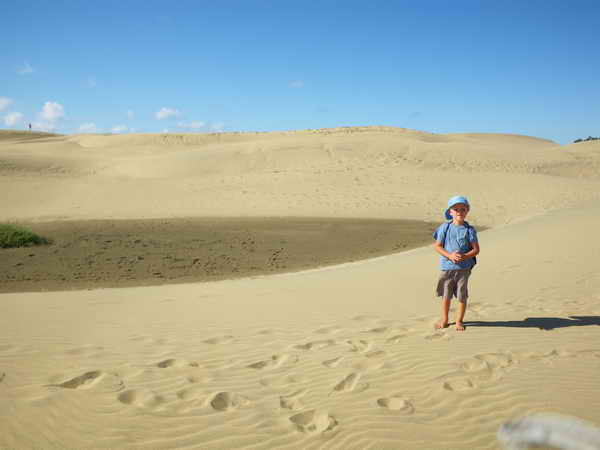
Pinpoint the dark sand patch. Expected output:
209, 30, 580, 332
0, 130, 62, 142
1, 217, 440, 293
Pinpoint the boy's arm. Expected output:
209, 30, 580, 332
434, 241, 462, 263
461, 241, 480, 260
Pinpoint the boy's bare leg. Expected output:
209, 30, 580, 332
455, 300, 467, 331
436, 298, 451, 329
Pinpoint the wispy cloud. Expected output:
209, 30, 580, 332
177, 120, 205, 130
31, 121, 56, 132
31, 101, 65, 132
127, 109, 134, 119
111, 125, 128, 133
0, 97, 13, 111
17, 61, 34, 75
79, 123, 97, 133
290, 80, 304, 89
41, 101, 65, 121
4, 112, 24, 126
87, 77, 97, 88
210, 122, 225, 132
155, 107, 181, 120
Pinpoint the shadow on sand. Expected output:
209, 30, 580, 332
465, 316, 600, 331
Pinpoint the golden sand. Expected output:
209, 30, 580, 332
1, 127, 599, 449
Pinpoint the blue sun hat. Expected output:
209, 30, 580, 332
445, 195, 470, 220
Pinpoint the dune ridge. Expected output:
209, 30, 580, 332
1, 126, 599, 449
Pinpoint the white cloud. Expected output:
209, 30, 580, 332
40, 101, 65, 121
31, 121, 56, 132
0, 97, 13, 111
177, 120, 205, 130
127, 109, 134, 119
79, 123, 97, 133
29, 101, 64, 132
155, 107, 181, 120
17, 61, 34, 75
210, 122, 225, 132
4, 112, 24, 126
290, 80, 304, 89
162, 129, 170, 133
111, 125, 128, 133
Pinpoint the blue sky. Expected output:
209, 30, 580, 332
1, 0, 598, 144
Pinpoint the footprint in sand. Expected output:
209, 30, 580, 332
352, 315, 379, 322
48, 371, 123, 391
289, 409, 338, 434
449, 350, 558, 390
247, 354, 296, 370
558, 349, 600, 359
442, 378, 476, 392
129, 335, 152, 343
187, 375, 211, 384
313, 325, 343, 335
259, 373, 307, 388
210, 392, 250, 411
346, 339, 372, 353
294, 340, 336, 351
377, 396, 415, 413
65, 345, 104, 356
474, 352, 514, 369
363, 326, 389, 334
257, 329, 278, 335
511, 349, 560, 363
0, 372, 5, 383
386, 334, 407, 344
156, 358, 199, 369
365, 350, 386, 359
203, 335, 234, 345
176, 386, 205, 401
323, 356, 345, 368
460, 359, 492, 373
331, 372, 369, 394
424, 332, 451, 341
279, 389, 307, 410
118, 389, 166, 408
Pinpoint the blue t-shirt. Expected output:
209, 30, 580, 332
433, 222, 478, 270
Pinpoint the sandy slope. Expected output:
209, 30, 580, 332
1, 127, 600, 449
3, 127, 600, 225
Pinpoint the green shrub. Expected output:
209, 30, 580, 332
573, 136, 599, 143
0, 224, 50, 248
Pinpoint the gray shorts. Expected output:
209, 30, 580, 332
436, 269, 472, 302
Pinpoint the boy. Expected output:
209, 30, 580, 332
433, 196, 480, 331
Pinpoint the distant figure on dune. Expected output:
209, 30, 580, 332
28, 123, 31, 131
432, 196, 480, 331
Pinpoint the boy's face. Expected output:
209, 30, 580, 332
449, 203, 469, 221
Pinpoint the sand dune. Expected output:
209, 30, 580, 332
1, 127, 599, 449
2, 127, 600, 225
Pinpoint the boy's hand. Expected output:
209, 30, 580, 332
449, 252, 464, 263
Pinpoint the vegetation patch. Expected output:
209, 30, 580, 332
573, 136, 599, 143
0, 224, 50, 248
